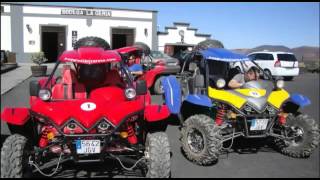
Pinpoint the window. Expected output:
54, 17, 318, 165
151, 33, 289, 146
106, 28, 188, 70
248, 54, 256, 60
255, 53, 272, 61
277, 54, 297, 61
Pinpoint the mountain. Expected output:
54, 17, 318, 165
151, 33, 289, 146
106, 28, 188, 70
232, 45, 319, 61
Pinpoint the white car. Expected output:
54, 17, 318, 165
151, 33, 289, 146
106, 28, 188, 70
232, 51, 299, 81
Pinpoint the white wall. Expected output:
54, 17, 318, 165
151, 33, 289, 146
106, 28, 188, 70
158, 26, 208, 52
23, 6, 152, 19
1, 15, 11, 51
22, 16, 153, 52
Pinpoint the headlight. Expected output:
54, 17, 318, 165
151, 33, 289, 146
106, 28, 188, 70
216, 78, 226, 89
39, 89, 51, 101
125, 88, 136, 100
276, 80, 285, 89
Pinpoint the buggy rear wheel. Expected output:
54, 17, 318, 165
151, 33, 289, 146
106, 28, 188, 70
274, 113, 320, 158
145, 132, 171, 178
74, 36, 110, 50
153, 76, 165, 95
180, 114, 223, 166
1, 134, 33, 178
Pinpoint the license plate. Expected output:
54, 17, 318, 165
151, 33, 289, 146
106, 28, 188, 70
250, 119, 268, 131
76, 140, 100, 154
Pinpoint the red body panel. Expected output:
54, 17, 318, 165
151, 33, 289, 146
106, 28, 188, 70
59, 47, 121, 64
140, 65, 166, 88
144, 105, 170, 122
1, 108, 30, 125
31, 87, 145, 128
116, 46, 142, 54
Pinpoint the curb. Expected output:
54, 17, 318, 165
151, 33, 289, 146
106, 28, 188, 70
0, 64, 18, 74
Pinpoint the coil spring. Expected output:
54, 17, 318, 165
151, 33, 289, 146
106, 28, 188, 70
126, 123, 137, 144
39, 126, 50, 148
215, 104, 226, 126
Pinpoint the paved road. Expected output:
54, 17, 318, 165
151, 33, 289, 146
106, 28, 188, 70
1, 73, 319, 178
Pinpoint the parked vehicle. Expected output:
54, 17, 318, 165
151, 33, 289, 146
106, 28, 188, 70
176, 48, 319, 166
232, 51, 300, 81
0, 45, 172, 178
150, 50, 180, 74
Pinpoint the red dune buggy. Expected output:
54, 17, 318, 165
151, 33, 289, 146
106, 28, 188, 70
0, 47, 171, 178
116, 45, 167, 95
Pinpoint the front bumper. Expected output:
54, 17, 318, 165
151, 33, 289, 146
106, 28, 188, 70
272, 67, 299, 77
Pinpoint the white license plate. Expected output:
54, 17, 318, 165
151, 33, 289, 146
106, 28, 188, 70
250, 119, 269, 131
76, 140, 100, 154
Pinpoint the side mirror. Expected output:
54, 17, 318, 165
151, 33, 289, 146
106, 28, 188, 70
136, 80, 147, 95
194, 74, 204, 88
189, 62, 198, 72
30, 80, 40, 96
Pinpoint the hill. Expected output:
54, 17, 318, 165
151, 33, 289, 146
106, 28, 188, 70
232, 45, 319, 61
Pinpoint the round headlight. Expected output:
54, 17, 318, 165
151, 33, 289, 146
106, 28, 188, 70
125, 88, 136, 100
216, 78, 226, 89
39, 89, 51, 101
276, 80, 285, 89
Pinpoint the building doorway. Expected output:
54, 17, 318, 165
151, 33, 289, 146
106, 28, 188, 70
111, 28, 135, 49
41, 26, 66, 62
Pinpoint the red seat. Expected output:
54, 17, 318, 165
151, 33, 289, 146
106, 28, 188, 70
103, 69, 124, 88
51, 65, 87, 100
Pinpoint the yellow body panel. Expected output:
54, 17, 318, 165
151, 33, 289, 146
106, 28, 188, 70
235, 89, 266, 97
208, 86, 247, 109
267, 89, 290, 109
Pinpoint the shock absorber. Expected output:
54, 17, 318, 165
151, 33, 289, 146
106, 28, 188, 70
39, 126, 50, 148
126, 122, 137, 144
215, 104, 226, 126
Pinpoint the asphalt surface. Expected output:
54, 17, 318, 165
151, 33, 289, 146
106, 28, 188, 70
1, 72, 319, 178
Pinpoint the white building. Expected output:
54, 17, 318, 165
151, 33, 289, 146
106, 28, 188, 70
157, 22, 211, 56
1, 3, 158, 62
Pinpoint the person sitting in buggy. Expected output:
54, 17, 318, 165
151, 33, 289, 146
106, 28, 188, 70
228, 66, 260, 89
127, 54, 143, 76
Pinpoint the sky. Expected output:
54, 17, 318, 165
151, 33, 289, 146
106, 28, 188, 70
18, 2, 319, 49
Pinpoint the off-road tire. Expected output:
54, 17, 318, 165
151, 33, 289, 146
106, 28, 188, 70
180, 114, 223, 166
74, 36, 110, 50
274, 113, 320, 158
145, 132, 171, 178
1, 134, 32, 178
133, 42, 151, 56
153, 76, 164, 95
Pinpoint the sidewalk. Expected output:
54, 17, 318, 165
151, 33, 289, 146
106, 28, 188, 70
0, 63, 56, 95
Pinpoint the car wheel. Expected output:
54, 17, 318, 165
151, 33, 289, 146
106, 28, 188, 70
273, 113, 320, 158
145, 132, 171, 178
180, 114, 223, 166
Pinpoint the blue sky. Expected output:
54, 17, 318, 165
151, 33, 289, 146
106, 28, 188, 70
21, 2, 319, 49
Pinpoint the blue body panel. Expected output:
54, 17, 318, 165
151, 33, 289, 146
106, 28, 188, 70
290, 93, 311, 108
185, 94, 212, 107
161, 75, 181, 114
200, 48, 249, 62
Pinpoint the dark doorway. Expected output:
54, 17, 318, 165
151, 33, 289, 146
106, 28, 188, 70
112, 34, 127, 49
41, 26, 66, 62
111, 28, 134, 49
42, 32, 58, 62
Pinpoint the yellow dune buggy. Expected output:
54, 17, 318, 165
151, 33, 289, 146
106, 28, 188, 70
178, 48, 319, 165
